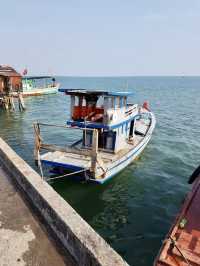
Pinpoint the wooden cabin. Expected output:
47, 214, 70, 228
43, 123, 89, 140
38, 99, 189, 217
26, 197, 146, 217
0, 65, 22, 96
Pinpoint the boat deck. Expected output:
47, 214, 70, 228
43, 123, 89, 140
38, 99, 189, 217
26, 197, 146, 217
41, 150, 91, 170
39, 116, 151, 182
41, 134, 144, 171
155, 175, 200, 266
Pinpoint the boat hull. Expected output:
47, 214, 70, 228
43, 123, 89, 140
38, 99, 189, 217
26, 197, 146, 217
40, 112, 156, 184
154, 169, 200, 266
93, 112, 156, 184
12, 84, 59, 97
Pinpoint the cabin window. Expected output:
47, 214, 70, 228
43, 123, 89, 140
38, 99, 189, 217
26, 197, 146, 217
98, 130, 116, 151
120, 97, 123, 108
125, 123, 128, 133
126, 122, 130, 132
106, 131, 116, 150
104, 97, 109, 109
105, 131, 116, 151
111, 97, 115, 108
129, 120, 135, 138
83, 130, 93, 147
79, 96, 83, 106
82, 97, 86, 106
105, 97, 114, 109
115, 97, 120, 108
96, 96, 104, 107
75, 96, 79, 106
124, 97, 127, 107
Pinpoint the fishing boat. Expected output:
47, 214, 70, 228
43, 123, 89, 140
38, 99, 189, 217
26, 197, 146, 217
12, 76, 60, 97
34, 89, 156, 184
154, 166, 200, 266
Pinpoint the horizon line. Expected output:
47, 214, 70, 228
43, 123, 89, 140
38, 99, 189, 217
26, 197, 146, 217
51, 74, 200, 78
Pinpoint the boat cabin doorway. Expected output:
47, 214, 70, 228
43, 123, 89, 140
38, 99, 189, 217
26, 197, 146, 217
83, 129, 116, 152
129, 120, 135, 138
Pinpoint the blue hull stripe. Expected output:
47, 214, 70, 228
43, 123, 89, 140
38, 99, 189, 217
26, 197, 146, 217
66, 114, 142, 130
42, 160, 84, 171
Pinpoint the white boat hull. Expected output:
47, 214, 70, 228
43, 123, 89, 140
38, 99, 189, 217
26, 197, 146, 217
12, 84, 59, 97
93, 112, 156, 183
40, 111, 156, 184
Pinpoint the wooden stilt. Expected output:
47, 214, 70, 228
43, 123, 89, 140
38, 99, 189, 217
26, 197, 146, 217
18, 92, 26, 111
10, 95, 15, 111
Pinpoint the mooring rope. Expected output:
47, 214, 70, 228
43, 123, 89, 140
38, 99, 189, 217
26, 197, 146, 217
37, 150, 44, 180
36, 148, 89, 182
46, 168, 89, 182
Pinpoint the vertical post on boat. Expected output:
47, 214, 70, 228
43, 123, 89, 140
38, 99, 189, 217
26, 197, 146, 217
70, 95, 75, 118
33, 122, 45, 180
91, 129, 98, 178
33, 123, 41, 165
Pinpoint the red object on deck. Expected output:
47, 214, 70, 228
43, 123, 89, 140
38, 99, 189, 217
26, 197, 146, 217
72, 106, 104, 120
142, 101, 150, 111
154, 173, 200, 266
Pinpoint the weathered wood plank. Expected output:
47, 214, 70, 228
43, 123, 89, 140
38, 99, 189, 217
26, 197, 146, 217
40, 143, 92, 157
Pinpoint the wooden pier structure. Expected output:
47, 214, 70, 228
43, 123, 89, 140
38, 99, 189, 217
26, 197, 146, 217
0, 65, 25, 111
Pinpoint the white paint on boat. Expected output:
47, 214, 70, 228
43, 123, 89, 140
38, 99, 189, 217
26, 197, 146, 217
12, 84, 59, 97
40, 111, 156, 184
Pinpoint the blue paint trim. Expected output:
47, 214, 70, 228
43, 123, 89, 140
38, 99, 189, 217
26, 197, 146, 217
41, 160, 84, 171
66, 113, 142, 130
59, 88, 85, 93
109, 114, 140, 129
66, 120, 108, 129
107, 91, 134, 97
58, 88, 133, 97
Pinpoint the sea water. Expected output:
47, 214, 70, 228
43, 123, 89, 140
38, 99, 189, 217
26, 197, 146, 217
0, 76, 199, 266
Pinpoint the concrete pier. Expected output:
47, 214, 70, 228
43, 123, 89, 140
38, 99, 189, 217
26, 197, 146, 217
0, 164, 74, 266
0, 138, 128, 266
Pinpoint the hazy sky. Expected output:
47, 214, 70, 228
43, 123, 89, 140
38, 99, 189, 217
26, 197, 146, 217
1, 0, 200, 76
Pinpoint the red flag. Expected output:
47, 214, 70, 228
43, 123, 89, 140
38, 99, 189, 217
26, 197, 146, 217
23, 68, 28, 76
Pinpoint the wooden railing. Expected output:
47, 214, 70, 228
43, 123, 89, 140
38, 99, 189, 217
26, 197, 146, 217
33, 122, 100, 177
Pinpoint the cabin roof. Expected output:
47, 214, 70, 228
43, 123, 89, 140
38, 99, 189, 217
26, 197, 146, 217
59, 88, 133, 97
22, 76, 53, 80
0, 65, 21, 77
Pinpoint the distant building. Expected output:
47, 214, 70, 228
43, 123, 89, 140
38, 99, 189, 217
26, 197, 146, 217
0, 65, 22, 95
